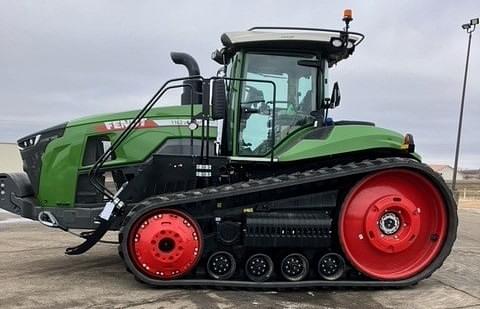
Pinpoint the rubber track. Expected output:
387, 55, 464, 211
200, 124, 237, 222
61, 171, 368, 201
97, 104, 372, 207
118, 157, 458, 289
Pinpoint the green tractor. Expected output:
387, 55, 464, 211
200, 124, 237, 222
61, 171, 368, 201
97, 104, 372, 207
0, 11, 457, 288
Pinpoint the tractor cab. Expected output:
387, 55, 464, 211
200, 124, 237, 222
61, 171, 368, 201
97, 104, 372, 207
210, 25, 364, 158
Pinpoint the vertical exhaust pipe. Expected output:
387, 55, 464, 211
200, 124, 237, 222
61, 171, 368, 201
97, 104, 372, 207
170, 52, 202, 105
171, 52, 201, 76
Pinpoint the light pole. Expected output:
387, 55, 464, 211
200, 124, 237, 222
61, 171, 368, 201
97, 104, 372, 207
452, 18, 478, 192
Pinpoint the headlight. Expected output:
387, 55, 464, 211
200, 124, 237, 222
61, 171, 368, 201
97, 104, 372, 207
331, 38, 344, 48
18, 134, 41, 149
17, 122, 67, 150
330, 37, 355, 49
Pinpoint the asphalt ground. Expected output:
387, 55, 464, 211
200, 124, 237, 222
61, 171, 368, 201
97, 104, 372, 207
0, 205, 479, 309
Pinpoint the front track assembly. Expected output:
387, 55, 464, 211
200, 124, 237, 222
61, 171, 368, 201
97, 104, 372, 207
118, 157, 457, 288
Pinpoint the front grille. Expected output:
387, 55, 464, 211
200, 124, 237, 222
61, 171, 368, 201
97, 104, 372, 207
17, 122, 67, 195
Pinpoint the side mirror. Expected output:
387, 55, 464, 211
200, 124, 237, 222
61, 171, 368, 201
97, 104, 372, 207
211, 49, 226, 65
330, 82, 341, 107
216, 67, 226, 77
211, 79, 227, 120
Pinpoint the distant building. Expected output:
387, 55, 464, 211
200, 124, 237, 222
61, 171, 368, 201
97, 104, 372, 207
461, 169, 480, 180
429, 164, 464, 182
0, 143, 23, 172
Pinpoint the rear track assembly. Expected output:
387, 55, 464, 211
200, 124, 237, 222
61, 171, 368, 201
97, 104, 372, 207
118, 157, 457, 289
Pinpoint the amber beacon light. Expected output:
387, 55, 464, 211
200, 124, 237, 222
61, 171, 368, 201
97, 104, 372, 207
343, 9, 353, 22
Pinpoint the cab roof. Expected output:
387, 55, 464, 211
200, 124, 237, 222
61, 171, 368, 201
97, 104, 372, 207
220, 27, 364, 66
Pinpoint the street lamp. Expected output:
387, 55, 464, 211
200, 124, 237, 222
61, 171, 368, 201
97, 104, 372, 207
452, 18, 478, 192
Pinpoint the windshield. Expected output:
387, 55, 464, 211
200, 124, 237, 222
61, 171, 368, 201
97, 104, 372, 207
238, 52, 318, 156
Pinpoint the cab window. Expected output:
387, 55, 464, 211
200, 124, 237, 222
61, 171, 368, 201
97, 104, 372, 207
238, 53, 318, 155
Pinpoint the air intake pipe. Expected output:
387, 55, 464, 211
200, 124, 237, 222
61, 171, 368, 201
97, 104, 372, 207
170, 52, 202, 105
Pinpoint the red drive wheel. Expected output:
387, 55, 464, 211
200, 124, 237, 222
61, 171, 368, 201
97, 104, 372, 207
339, 169, 447, 280
128, 209, 202, 280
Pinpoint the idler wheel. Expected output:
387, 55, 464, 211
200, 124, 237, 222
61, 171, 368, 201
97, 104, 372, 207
339, 169, 447, 280
127, 209, 202, 280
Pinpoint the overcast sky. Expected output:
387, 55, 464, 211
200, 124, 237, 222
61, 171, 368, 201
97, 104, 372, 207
0, 1, 479, 168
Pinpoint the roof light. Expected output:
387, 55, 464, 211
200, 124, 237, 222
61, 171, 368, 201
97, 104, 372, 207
343, 9, 353, 22
330, 38, 354, 49
331, 38, 344, 48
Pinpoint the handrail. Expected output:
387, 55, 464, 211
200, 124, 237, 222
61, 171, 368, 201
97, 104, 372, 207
211, 76, 277, 164
89, 75, 277, 201
88, 76, 203, 200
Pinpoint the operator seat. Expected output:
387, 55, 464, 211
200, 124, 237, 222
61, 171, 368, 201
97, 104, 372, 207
245, 86, 265, 106
299, 90, 313, 114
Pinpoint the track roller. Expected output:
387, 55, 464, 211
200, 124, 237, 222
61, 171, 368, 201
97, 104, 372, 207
207, 251, 236, 280
280, 253, 309, 281
318, 253, 346, 280
245, 253, 274, 282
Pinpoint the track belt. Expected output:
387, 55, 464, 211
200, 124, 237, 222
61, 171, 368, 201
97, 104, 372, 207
119, 157, 458, 288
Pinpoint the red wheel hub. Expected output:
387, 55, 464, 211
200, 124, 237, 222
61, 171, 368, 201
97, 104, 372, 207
339, 169, 447, 280
128, 209, 202, 280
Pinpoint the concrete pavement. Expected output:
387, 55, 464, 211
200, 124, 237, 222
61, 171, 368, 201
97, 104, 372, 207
0, 208, 479, 309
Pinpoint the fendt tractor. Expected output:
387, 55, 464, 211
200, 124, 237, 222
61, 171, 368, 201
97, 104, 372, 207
0, 10, 457, 288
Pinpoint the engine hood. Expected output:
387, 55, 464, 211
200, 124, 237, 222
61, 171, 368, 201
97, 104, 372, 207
67, 105, 200, 128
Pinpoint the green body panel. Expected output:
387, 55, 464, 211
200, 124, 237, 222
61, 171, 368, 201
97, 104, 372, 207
35, 50, 416, 208
230, 51, 244, 155
37, 101, 412, 207
275, 125, 410, 161
68, 106, 200, 127
37, 105, 214, 207
38, 129, 84, 206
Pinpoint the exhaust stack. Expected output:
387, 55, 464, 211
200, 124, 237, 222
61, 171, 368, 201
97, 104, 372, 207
170, 52, 202, 105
